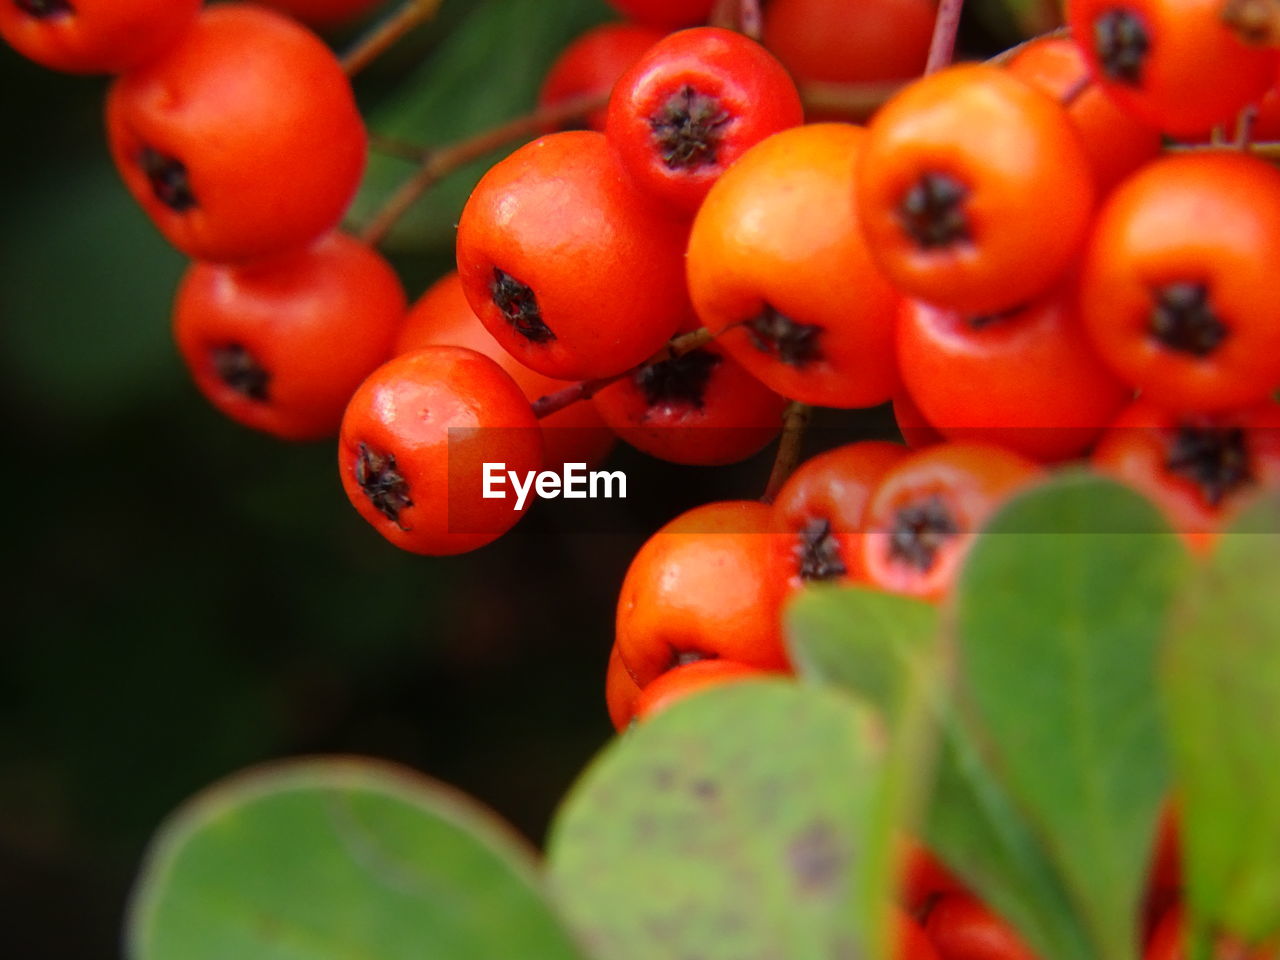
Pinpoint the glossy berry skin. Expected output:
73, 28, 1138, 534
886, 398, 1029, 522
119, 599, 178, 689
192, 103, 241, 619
858, 64, 1096, 316
860, 442, 1042, 601
105, 4, 366, 263
175, 232, 406, 442
1080, 152, 1280, 412
1067, 0, 1277, 137
0, 0, 200, 73
1145, 906, 1277, 960
900, 837, 966, 914
896, 284, 1132, 462
1006, 36, 1163, 193
605, 27, 804, 213
606, 643, 643, 733
687, 123, 900, 408
897, 908, 944, 960
616, 500, 789, 688
604, 0, 715, 30
456, 130, 691, 381
926, 894, 1041, 960
394, 272, 615, 472
1091, 398, 1280, 551
338, 347, 543, 556
591, 341, 787, 465
632, 659, 768, 722
773, 441, 910, 591
538, 23, 666, 132
255, 0, 385, 27
762, 0, 934, 87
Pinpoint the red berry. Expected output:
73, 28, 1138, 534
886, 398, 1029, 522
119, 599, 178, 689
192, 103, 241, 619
616, 500, 789, 687
773, 441, 910, 590
456, 130, 691, 381
174, 232, 406, 442
606, 26, 804, 213
395, 272, 616, 472
0, 0, 200, 74
896, 283, 1132, 462
338, 347, 543, 556
105, 4, 366, 263
632, 659, 768, 722
591, 342, 788, 466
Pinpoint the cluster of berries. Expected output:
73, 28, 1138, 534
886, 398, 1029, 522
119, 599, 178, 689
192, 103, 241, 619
8, 1, 1280, 955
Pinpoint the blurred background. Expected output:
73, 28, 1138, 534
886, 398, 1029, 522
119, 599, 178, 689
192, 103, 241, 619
0, 0, 1023, 955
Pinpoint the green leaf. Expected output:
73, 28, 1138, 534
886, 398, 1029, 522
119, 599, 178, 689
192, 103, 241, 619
953, 472, 1190, 960
547, 680, 887, 960
786, 585, 938, 722
1164, 492, 1280, 945
127, 757, 585, 960
785, 586, 943, 956
350, 0, 612, 253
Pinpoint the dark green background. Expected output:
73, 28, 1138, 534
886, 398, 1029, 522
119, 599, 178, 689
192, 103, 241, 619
0, 1, 1007, 955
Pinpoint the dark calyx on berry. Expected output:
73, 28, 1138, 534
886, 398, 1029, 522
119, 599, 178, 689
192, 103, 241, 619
889, 495, 959, 572
746, 304, 822, 367
1092, 8, 1149, 84
211, 344, 269, 402
1166, 424, 1252, 507
354, 442, 413, 529
635, 348, 722, 414
649, 84, 732, 171
897, 173, 970, 249
139, 147, 196, 212
797, 516, 846, 582
17, 0, 73, 17
674, 649, 714, 667
491, 267, 555, 344
1149, 282, 1228, 357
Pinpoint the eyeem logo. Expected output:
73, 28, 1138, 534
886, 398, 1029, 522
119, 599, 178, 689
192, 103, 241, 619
483, 463, 627, 511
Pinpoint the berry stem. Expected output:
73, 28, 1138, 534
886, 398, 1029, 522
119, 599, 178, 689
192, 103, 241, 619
531, 328, 715, 420
709, 0, 763, 39
1166, 139, 1280, 158
761, 402, 812, 504
925, 0, 966, 74
1235, 105, 1258, 150
341, 0, 443, 77
357, 92, 607, 246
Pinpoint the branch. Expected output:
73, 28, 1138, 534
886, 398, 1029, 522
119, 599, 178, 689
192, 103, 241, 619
532, 328, 715, 420
341, 0, 443, 77
925, 0, 966, 74
358, 92, 606, 247
761, 402, 812, 504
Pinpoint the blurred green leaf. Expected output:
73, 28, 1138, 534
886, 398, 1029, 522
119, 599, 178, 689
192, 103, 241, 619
785, 586, 941, 957
1164, 492, 1280, 946
127, 757, 585, 960
952, 473, 1189, 960
786, 585, 938, 722
547, 680, 886, 960
350, 0, 612, 254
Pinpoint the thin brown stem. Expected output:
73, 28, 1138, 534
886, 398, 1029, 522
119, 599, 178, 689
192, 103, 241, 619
709, 0, 762, 37
762, 402, 812, 504
341, 0, 443, 77
369, 133, 428, 162
358, 92, 606, 246
1166, 139, 1280, 158
532, 328, 715, 420
925, 0, 966, 74
1235, 105, 1259, 150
